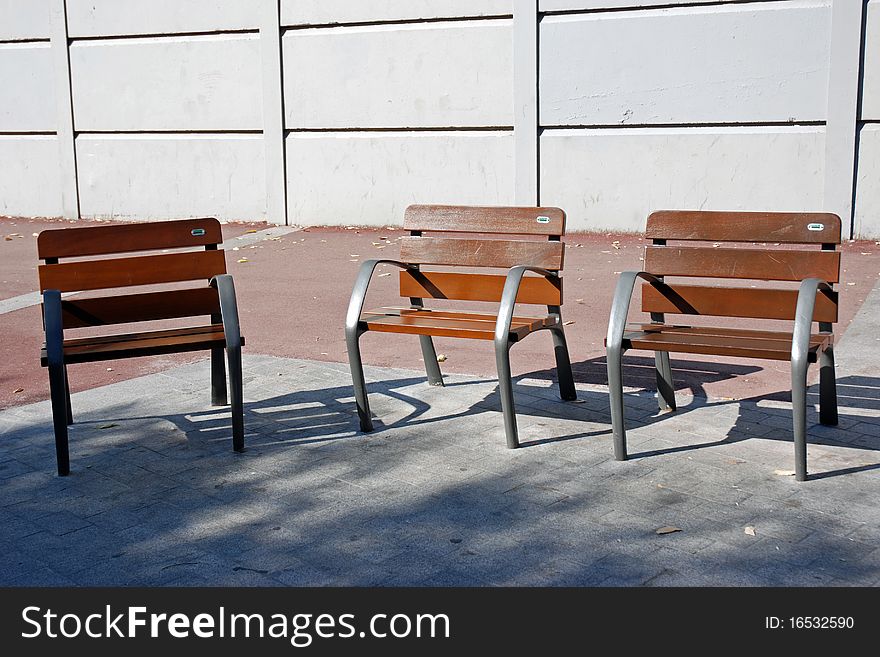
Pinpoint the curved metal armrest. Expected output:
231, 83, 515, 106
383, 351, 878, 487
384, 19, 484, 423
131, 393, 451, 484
43, 289, 64, 367
792, 278, 835, 363
606, 271, 668, 353
211, 274, 242, 350
345, 259, 416, 335
494, 265, 562, 344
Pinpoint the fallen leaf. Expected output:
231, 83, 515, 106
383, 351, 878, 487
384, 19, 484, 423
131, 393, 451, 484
12, 387, 24, 394
98, 423, 119, 430
437, 354, 448, 363
726, 458, 746, 465
106, 367, 113, 372
656, 526, 682, 535
744, 526, 757, 536
563, 320, 575, 326
244, 229, 258, 234
575, 298, 585, 304
378, 272, 391, 277
773, 469, 796, 477
3, 237, 11, 241
611, 241, 620, 249
237, 258, 249, 263
712, 242, 722, 248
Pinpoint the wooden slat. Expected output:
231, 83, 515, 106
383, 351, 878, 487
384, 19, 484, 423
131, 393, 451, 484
399, 236, 564, 270
361, 308, 551, 341
399, 271, 562, 305
60, 288, 221, 329
644, 246, 840, 282
622, 329, 826, 362
404, 205, 565, 236
626, 324, 831, 347
641, 283, 838, 322
38, 250, 227, 292
646, 211, 841, 244
37, 218, 223, 259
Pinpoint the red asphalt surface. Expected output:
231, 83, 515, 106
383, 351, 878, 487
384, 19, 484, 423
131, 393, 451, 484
2, 216, 878, 411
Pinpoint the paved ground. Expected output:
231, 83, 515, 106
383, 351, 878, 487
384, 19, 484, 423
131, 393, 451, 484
0, 278, 878, 586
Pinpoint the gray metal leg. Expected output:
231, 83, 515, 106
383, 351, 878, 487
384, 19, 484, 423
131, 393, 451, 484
211, 346, 227, 406
791, 353, 810, 482
494, 340, 519, 448
419, 335, 444, 387
48, 362, 70, 476
607, 345, 627, 461
63, 365, 73, 426
655, 351, 676, 411
226, 344, 244, 452
347, 329, 373, 432
819, 345, 838, 426
549, 327, 577, 401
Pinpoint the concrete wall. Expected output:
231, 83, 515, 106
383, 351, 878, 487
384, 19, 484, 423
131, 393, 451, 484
0, 0, 876, 237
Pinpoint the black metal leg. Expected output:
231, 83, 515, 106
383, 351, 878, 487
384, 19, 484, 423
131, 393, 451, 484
549, 327, 577, 401
63, 365, 73, 426
607, 345, 627, 461
347, 329, 373, 432
419, 335, 444, 387
819, 345, 839, 426
48, 362, 70, 476
226, 344, 244, 452
211, 346, 228, 406
655, 351, 676, 412
791, 353, 810, 482
494, 339, 519, 448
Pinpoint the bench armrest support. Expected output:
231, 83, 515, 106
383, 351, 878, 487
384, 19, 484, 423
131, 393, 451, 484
211, 274, 242, 351
494, 266, 561, 345
346, 259, 415, 337
43, 289, 64, 367
606, 271, 668, 355
792, 278, 835, 364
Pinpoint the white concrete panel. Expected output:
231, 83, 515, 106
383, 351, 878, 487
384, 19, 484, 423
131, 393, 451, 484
540, 126, 826, 232
66, 0, 258, 37
854, 125, 880, 238
76, 135, 266, 220
286, 131, 514, 226
540, 0, 738, 10
70, 34, 262, 131
0, 136, 62, 216
0, 43, 55, 131
0, 0, 50, 40
540, 1, 831, 125
862, 0, 880, 120
284, 21, 513, 128
281, 0, 512, 25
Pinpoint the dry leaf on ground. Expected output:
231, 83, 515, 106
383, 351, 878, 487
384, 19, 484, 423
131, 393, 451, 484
744, 526, 757, 536
655, 526, 682, 535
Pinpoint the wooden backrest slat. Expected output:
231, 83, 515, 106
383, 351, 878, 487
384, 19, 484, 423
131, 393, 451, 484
641, 283, 838, 322
60, 288, 221, 329
39, 250, 227, 293
399, 271, 562, 305
37, 218, 223, 259
399, 236, 564, 270
646, 211, 841, 244
643, 246, 840, 283
404, 205, 565, 236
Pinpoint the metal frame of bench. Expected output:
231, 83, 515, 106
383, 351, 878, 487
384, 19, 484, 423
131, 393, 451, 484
345, 204, 577, 448
37, 218, 244, 475
606, 210, 841, 481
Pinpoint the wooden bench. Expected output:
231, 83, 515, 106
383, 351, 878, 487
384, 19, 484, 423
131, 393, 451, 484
38, 218, 245, 475
606, 210, 841, 481
345, 204, 577, 447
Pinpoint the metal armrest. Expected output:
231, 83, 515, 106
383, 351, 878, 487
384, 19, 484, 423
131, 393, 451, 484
792, 278, 835, 364
345, 259, 416, 337
211, 274, 242, 351
43, 289, 64, 367
494, 266, 561, 345
606, 271, 668, 354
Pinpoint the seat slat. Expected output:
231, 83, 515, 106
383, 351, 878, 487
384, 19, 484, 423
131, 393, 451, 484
361, 308, 552, 341
626, 323, 830, 346
641, 283, 838, 322
37, 218, 223, 259
622, 327, 829, 361
399, 236, 564, 270
399, 270, 562, 305
644, 246, 840, 282
404, 205, 565, 236
39, 250, 227, 293
60, 288, 221, 329
646, 211, 841, 244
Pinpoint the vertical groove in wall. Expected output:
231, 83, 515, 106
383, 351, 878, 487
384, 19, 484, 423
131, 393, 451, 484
50, 0, 80, 219
513, 0, 539, 206
851, 1, 870, 238
260, 0, 288, 225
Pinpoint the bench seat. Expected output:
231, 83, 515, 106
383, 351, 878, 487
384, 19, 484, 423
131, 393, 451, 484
360, 307, 555, 341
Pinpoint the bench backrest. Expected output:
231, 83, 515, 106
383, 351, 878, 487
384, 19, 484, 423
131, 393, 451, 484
37, 218, 227, 329
642, 211, 841, 324
398, 205, 566, 306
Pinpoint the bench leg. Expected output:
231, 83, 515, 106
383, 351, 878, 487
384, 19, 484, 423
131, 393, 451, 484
655, 351, 676, 412
791, 353, 810, 482
347, 330, 373, 432
819, 345, 838, 426
607, 345, 627, 461
226, 344, 244, 452
48, 362, 70, 476
63, 365, 73, 426
211, 346, 228, 406
494, 340, 519, 448
419, 335, 444, 387
548, 326, 577, 401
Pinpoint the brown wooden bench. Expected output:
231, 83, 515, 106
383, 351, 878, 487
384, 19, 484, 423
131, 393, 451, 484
345, 204, 577, 447
606, 210, 841, 481
38, 218, 245, 475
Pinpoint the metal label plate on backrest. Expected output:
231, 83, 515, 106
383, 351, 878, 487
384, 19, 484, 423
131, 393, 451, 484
807, 223, 824, 231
